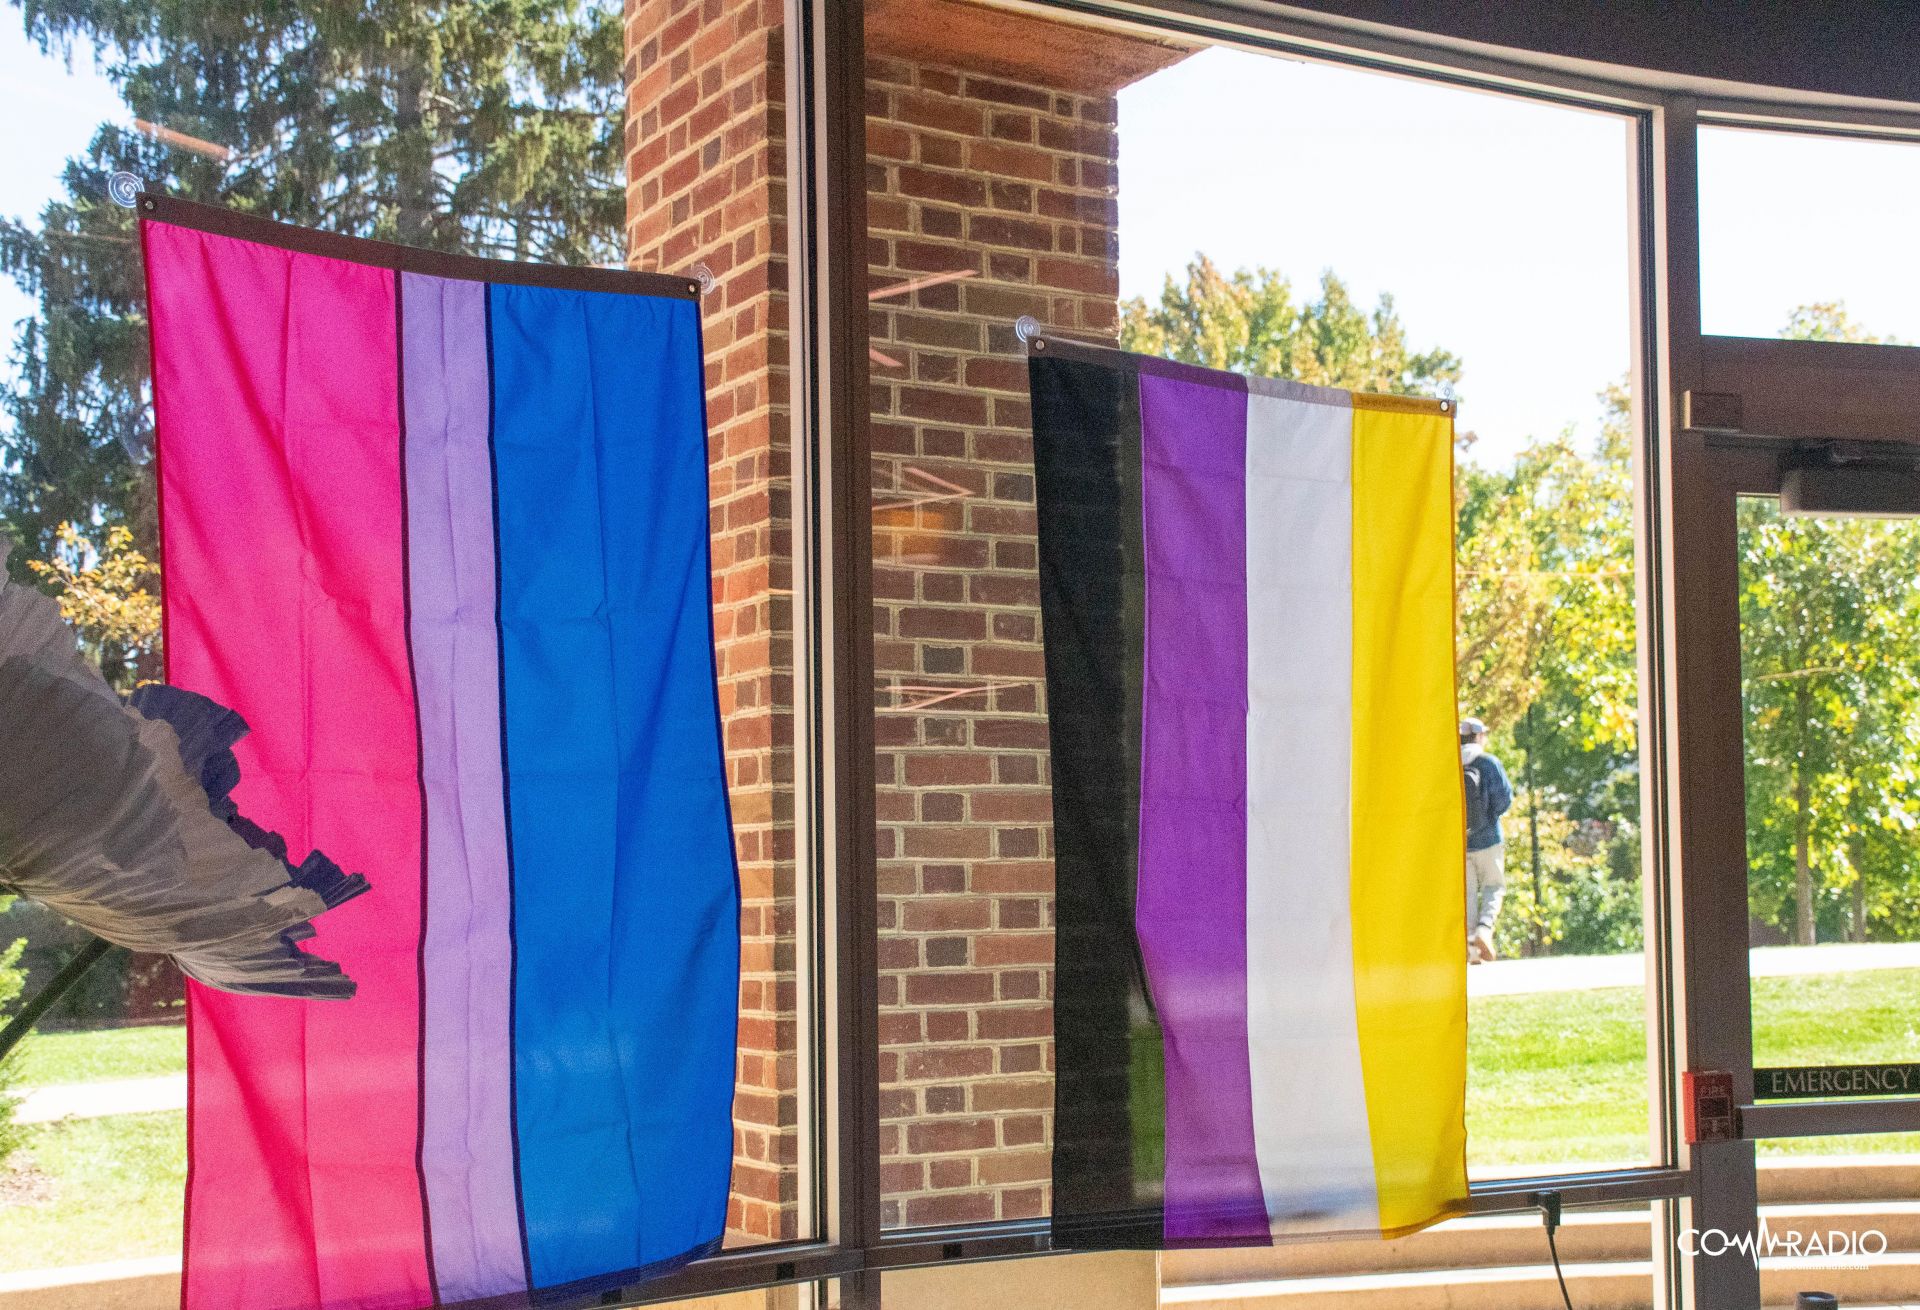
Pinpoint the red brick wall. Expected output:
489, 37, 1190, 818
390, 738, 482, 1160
624, 0, 1127, 1238
865, 54, 1121, 1229
625, 0, 799, 1245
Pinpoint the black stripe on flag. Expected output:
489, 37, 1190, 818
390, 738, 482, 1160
1031, 351, 1163, 1249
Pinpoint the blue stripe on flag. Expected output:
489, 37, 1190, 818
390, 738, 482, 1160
487, 282, 738, 1290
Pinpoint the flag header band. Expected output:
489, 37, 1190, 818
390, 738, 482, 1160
138, 192, 703, 301
1025, 332, 1455, 416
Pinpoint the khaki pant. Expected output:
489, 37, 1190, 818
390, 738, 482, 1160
1467, 843, 1507, 934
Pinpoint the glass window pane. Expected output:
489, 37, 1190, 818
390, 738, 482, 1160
1, 0, 812, 1280
866, 0, 1654, 1234
1701, 126, 1920, 344
3, 25, 191, 1282
1739, 497, 1920, 1074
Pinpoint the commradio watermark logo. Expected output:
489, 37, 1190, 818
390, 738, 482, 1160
1679, 1220, 1889, 1268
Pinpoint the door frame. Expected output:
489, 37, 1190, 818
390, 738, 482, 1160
1662, 348, 1920, 1305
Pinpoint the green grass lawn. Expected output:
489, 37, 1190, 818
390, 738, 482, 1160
4, 1025, 186, 1088
3, 970, 1920, 1272
0, 1112, 184, 1271
1470, 967, 1920, 1170
0, 1028, 190, 1272
1469, 983, 1653, 1169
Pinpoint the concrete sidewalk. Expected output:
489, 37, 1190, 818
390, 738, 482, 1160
1470, 940, 1920, 997
12, 1075, 184, 1126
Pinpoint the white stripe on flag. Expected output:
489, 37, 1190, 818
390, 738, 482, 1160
1243, 382, 1381, 1235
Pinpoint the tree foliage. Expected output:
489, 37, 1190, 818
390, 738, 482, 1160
1120, 255, 1463, 396
1, 0, 628, 574
25, 521, 160, 687
1126, 264, 1920, 955
1737, 303, 1920, 945
1739, 502, 1920, 944
0, 921, 22, 1168
1458, 388, 1641, 957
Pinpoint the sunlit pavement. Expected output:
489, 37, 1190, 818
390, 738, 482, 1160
1469, 940, 1920, 997
12, 1075, 184, 1126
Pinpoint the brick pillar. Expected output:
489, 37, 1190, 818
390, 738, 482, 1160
624, 0, 798, 1245
866, 56, 1123, 1229
625, 0, 1188, 1242
863, 0, 1189, 1227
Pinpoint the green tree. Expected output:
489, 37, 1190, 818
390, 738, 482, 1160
26, 521, 161, 688
1, 0, 628, 575
1739, 503, 1920, 943
1456, 389, 1637, 757
1125, 253, 1645, 957
1460, 387, 1642, 957
1738, 301, 1920, 944
1120, 255, 1462, 395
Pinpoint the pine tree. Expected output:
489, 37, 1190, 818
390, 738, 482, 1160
1, 0, 628, 575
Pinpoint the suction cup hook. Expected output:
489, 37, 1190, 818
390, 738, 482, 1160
118, 427, 154, 467
688, 262, 715, 297
1014, 315, 1043, 347
107, 172, 144, 208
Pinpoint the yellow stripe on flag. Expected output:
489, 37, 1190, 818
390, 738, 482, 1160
1348, 397, 1468, 1235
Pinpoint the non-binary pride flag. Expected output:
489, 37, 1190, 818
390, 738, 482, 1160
142, 195, 740, 1309
1031, 340, 1467, 1251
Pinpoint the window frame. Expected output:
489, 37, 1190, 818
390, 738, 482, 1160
611, 6, 1920, 1309
112, 5, 1897, 1305
18, 4, 1920, 1308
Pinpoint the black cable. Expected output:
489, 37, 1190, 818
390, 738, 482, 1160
1544, 1219, 1574, 1310
1537, 1190, 1574, 1310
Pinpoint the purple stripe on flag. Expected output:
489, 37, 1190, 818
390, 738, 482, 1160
1135, 371, 1267, 1244
402, 272, 529, 1300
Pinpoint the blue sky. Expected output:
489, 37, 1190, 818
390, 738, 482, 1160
4, 30, 1920, 468
0, 18, 118, 373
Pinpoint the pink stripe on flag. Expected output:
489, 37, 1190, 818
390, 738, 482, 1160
1134, 370, 1267, 1244
401, 272, 527, 1300
147, 220, 432, 1309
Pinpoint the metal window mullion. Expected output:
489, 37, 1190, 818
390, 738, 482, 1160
1624, 92, 1694, 1310
784, 0, 829, 1253
1652, 93, 1763, 1310
812, 0, 886, 1295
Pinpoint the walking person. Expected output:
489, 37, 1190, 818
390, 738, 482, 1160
1461, 717, 1513, 963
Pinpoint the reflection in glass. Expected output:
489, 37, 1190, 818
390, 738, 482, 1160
865, 0, 1650, 1232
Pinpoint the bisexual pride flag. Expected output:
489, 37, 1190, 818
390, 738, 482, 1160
1031, 341, 1467, 1250
142, 195, 740, 1308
